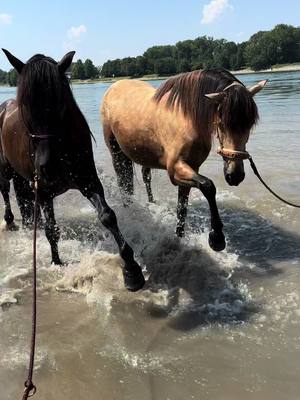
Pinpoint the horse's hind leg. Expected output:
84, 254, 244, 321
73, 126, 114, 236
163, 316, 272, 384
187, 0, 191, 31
108, 135, 134, 200
176, 186, 191, 237
0, 179, 16, 230
142, 167, 154, 203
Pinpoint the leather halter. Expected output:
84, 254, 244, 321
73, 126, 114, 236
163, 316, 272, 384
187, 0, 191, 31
29, 133, 55, 139
217, 147, 250, 160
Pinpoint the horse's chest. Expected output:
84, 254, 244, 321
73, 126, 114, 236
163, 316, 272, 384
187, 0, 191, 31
185, 141, 211, 167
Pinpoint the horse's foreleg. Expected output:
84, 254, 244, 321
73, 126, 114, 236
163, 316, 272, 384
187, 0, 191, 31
12, 173, 37, 228
176, 186, 191, 237
39, 197, 62, 265
142, 167, 154, 203
172, 160, 225, 251
82, 181, 145, 291
0, 179, 16, 229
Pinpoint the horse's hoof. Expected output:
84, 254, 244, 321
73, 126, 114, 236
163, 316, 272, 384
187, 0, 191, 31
1, 221, 19, 231
123, 265, 145, 292
176, 226, 184, 238
52, 257, 64, 266
208, 230, 226, 252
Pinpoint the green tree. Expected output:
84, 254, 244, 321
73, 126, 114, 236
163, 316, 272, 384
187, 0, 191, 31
0, 69, 8, 85
84, 59, 99, 79
7, 69, 17, 86
100, 23, 300, 76
72, 59, 86, 79
154, 57, 177, 75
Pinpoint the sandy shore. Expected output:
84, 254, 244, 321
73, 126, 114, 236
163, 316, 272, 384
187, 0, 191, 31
232, 64, 300, 75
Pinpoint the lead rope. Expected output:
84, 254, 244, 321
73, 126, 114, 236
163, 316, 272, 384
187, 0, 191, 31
22, 173, 38, 400
248, 156, 300, 208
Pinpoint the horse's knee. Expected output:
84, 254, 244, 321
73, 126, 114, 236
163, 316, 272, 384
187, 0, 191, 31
194, 176, 216, 198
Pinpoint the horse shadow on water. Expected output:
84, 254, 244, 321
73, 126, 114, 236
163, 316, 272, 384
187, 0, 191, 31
53, 186, 300, 331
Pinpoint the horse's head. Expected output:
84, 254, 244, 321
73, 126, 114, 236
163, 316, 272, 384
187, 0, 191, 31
205, 79, 267, 186
2, 49, 75, 183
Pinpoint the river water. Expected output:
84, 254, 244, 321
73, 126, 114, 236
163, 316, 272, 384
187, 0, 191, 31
0, 72, 300, 400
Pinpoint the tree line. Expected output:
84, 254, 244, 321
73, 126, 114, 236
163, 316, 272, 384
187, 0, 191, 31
71, 58, 99, 80
101, 24, 300, 77
0, 58, 100, 86
1, 24, 299, 86
0, 68, 18, 86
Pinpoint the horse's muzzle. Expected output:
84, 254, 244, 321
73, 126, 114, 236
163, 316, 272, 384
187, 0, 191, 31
225, 171, 245, 186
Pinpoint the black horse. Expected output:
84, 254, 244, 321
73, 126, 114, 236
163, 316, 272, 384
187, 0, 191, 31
0, 49, 145, 291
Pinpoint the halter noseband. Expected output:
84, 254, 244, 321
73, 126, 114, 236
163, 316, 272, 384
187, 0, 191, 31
217, 147, 250, 160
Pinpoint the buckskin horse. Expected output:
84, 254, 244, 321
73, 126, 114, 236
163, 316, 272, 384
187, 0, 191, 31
0, 49, 145, 291
101, 69, 267, 250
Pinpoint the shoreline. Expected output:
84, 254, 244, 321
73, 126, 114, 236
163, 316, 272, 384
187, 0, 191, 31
71, 64, 300, 84
232, 64, 300, 75
1, 64, 300, 88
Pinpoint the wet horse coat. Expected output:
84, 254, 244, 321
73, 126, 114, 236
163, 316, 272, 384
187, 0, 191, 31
101, 69, 266, 249
0, 49, 145, 291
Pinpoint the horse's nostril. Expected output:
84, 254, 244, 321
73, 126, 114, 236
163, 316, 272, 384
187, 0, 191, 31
225, 173, 232, 183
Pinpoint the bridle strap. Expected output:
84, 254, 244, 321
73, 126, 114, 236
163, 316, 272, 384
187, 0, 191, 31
29, 133, 55, 139
217, 147, 250, 160
223, 81, 244, 91
216, 146, 300, 208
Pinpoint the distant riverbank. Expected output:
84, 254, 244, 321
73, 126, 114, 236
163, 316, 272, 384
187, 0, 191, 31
1, 63, 300, 88
232, 63, 300, 75
71, 63, 300, 85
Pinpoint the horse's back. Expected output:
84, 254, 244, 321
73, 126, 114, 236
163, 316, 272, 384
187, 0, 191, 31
101, 79, 155, 121
101, 79, 168, 167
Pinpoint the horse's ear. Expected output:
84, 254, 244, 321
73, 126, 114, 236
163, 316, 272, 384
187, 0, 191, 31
58, 51, 76, 73
2, 49, 24, 73
204, 92, 226, 103
247, 79, 268, 96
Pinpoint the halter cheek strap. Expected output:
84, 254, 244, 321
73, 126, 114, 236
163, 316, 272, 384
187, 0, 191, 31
215, 81, 249, 161
29, 133, 55, 139
223, 81, 244, 91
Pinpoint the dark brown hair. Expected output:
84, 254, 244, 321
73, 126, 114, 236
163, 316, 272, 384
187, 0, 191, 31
154, 69, 259, 141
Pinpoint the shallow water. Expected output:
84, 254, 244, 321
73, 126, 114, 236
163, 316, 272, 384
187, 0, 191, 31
1, 72, 300, 400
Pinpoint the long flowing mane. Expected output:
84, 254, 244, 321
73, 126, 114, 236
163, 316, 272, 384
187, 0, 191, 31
17, 54, 91, 136
154, 69, 258, 140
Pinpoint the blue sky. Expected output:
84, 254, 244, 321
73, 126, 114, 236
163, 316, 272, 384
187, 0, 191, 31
0, 0, 299, 70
